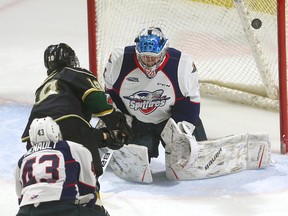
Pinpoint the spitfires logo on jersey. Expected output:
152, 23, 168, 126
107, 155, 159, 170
123, 89, 170, 115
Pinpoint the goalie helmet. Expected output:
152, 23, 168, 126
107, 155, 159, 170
29, 117, 62, 145
44, 43, 79, 75
135, 27, 169, 79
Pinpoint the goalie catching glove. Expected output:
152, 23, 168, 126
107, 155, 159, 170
99, 110, 133, 149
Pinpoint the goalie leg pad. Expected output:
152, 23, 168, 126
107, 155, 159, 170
109, 144, 153, 183
161, 118, 200, 169
164, 131, 271, 180
246, 133, 271, 169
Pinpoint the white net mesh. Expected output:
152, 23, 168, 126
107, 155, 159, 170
92, 0, 282, 110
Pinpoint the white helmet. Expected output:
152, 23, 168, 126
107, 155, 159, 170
29, 117, 62, 145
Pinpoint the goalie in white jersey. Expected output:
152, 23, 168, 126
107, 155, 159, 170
103, 27, 271, 183
104, 27, 207, 161
15, 117, 109, 216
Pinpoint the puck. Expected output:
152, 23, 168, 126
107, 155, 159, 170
251, 18, 262, 29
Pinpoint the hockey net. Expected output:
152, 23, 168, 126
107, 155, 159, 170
87, 0, 288, 153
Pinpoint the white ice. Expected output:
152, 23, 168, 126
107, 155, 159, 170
0, 0, 287, 216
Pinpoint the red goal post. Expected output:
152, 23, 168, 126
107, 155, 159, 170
278, 0, 288, 154
87, 0, 288, 154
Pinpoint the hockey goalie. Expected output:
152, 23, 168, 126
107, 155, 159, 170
108, 118, 271, 182
102, 27, 271, 182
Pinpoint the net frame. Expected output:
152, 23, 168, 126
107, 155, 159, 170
86, 0, 288, 154
277, 0, 287, 154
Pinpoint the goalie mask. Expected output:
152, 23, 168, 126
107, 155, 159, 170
135, 27, 169, 79
44, 43, 79, 75
29, 117, 62, 145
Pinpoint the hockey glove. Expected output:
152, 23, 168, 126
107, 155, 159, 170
99, 110, 133, 144
100, 128, 129, 150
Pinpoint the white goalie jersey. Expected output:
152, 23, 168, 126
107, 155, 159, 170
104, 46, 201, 125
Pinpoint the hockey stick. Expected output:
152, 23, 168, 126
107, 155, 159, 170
100, 148, 114, 173
96, 148, 114, 207
94, 119, 117, 207
94, 118, 115, 174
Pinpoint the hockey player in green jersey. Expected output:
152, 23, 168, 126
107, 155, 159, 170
21, 43, 132, 178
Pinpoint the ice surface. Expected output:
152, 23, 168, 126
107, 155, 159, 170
0, 1, 287, 216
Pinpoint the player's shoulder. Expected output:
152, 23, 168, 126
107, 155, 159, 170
49, 67, 97, 84
167, 49, 196, 77
55, 140, 88, 154
65, 140, 92, 160
66, 140, 89, 152
167, 47, 181, 55
169, 48, 194, 69
110, 46, 135, 58
61, 67, 95, 78
110, 46, 126, 58
167, 48, 192, 62
124, 45, 136, 53
106, 47, 128, 68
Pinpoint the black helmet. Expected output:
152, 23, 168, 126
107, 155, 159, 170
44, 43, 79, 75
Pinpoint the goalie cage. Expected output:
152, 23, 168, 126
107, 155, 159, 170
86, 0, 288, 154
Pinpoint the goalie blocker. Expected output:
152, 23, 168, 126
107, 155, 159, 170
107, 118, 271, 182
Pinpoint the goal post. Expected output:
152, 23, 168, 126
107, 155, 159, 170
87, 0, 97, 75
87, 0, 288, 154
277, 0, 288, 154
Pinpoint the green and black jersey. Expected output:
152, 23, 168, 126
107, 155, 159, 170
21, 67, 113, 142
